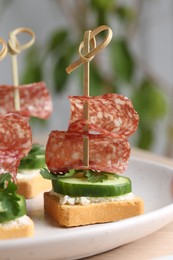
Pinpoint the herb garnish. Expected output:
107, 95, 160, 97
40, 168, 77, 180
0, 173, 22, 223
40, 168, 59, 180
40, 168, 119, 183
18, 143, 45, 170
84, 170, 108, 183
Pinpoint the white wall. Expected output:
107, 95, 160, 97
0, 0, 78, 138
133, 0, 173, 155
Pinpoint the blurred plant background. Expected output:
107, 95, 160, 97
21, 0, 167, 151
0, 0, 172, 156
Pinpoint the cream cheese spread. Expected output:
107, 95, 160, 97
17, 169, 40, 180
50, 190, 135, 206
0, 215, 30, 228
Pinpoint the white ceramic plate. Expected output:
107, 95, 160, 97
1, 156, 173, 260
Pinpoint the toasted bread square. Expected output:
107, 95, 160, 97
44, 192, 144, 227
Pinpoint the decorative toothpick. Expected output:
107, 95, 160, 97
7, 27, 35, 111
66, 25, 113, 168
0, 38, 7, 61
82, 30, 91, 167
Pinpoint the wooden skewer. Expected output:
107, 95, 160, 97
66, 25, 113, 170
7, 27, 35, 111
11, 54, 20, 110
83, 30, 91, 168
81, 32, 96, 169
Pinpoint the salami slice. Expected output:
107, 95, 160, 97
46, 130, 130, 174
68, 119, 125, 138
0, 81, 52, 119
0, 113, 32, 175
69, 93, 139, 137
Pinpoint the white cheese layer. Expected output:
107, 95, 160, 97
50, 190, 135, 206
0, 215, 30, 228
17, 169, 40, 180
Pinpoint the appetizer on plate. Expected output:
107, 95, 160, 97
0, 113, 34, 239
41, 25, 144, 227
17, 143, 51, 198
0, 28, 53, 198
0, 82, 53, 198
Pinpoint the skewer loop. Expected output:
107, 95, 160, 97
66, 25, 112, 74
8, 27, 35, 55
0, 38, 7, 61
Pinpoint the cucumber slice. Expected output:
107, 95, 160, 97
52, 175, 132, 197
0, 195, 26, 223
18, 155, 45, 170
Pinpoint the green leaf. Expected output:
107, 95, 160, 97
21, 46, 43, 84
19, 144, 45, 170
29, 117, 47, 128
40, 168, 120, 183
97, 11, 108, 26
89, 63, 105, 96
5, 179, 17, 193
137, 127, 153, 149
21, 63, 43, 84
62, 169, 80, 178
40, 168, 58, 180
20, 144, 44, 161
85, 170, 109, 183
0, 173, 11, 188
47, 29, 68, 53
53, 45, 75, 92
0, 173, 21, 222
53, 55, 69, 92
91, 0, 114, 26
40, 168, 79, 180
112, 38, 134, 82
84, 62, 114, 95
132, 79, 167, 126
116, 6, 135, 22
91, 0, 115, 11
132, 79, 167, 149
29, 144, 45, 156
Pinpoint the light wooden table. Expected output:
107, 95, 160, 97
85, 148, 173, 260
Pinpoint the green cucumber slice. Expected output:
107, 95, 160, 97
0, 194, 26, 223
52, 175, 132, 197
18, 155, 45, 170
